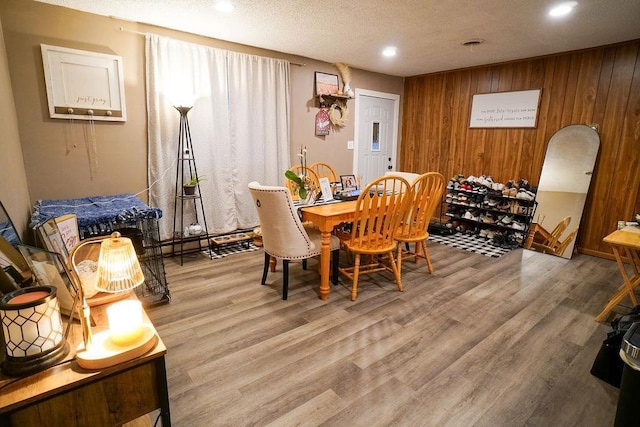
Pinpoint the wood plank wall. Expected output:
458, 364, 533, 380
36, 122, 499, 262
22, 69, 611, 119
401, 40, 640, 258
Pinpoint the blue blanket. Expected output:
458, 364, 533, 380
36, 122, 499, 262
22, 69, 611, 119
31, 193, 163, 239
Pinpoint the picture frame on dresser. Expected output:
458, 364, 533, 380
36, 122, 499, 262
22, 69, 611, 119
35, 218, 69, 265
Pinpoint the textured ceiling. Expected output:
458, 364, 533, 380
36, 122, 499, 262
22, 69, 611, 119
36, 0, 640, 77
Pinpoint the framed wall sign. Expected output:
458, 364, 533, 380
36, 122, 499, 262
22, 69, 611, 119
469, 89, 541, 128
41, 44, 127, 122
315, 72, 339, 96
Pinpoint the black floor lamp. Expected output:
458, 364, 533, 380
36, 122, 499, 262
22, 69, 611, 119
171, 105, 211, 265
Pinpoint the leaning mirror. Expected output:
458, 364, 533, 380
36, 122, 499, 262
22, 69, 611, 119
526, 124, 600, 258
0, 200, 30, 293
0, 200, 20, 248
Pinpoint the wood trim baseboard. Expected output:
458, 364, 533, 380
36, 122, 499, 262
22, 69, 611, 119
578, 247, 616, 261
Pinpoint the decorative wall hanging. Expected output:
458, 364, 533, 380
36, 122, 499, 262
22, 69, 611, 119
315, 72, 339, 96
315, 108, 330, 135
329, 99, 348, 127
469, 89, 541, 128
41, 44, 127, 122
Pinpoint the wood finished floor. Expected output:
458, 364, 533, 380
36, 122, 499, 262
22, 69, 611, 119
147, 242, 629, 426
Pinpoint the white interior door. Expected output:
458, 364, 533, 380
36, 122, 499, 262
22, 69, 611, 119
354, 90, 399, 186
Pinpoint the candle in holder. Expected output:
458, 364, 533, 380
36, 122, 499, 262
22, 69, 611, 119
106, 300, 143, 346
0, 286, 69, 376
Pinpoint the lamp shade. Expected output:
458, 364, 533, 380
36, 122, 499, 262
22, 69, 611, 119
0, 286, 69, 376
95, 232, 144, 293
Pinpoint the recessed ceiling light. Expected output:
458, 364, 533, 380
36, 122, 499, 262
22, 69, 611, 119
215, 1, 235, 13
382, 46, 397, 57
549, 1, 578, 17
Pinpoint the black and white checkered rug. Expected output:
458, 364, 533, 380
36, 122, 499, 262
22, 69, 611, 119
428, 233, 512, 258
202, 242, 261, 260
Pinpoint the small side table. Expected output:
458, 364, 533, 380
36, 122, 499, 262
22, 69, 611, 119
595, 227, 640, 322
0, 299, 171, 426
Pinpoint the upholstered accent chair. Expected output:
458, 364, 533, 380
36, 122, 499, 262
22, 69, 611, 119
248, 182, 340, 300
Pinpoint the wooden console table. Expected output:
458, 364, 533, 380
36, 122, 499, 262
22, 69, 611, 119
0, 298, 171, 426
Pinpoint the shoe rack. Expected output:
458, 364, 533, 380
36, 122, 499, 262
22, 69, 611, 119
442, 175, 537, 249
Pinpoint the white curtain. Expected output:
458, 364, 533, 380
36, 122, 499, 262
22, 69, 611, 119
146, 34, 290, 240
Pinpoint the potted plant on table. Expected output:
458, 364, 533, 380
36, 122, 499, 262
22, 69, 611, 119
183, 174, 204, 196
285, 146, 317, 203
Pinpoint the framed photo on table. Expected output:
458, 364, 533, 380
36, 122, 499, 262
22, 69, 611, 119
340, 174, 358, 191
55, 213, 80, 252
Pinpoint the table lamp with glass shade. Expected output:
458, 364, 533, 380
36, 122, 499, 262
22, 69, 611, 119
69, 231, 157, 370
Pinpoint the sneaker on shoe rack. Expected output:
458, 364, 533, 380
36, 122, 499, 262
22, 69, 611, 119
516, 189, 535, 201
496, 200, 510, 211
482, 213, 496, 224
501, 235, 520, 249
509, 188, 518, 197
486, 230, 496, 239
467, 175, 477, 183
512, 232, 525, 243
491, 231, 506, 245
463, 210, 473, 220
501, 215, 513, 225
479, 228, 489, 238
511, 221, 526, 230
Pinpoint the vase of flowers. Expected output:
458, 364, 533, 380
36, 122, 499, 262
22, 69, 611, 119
285, 145, 317, 204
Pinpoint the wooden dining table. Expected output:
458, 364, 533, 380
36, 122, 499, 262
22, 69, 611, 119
595, 226, 640, 321
301, 200, 357, 300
